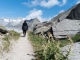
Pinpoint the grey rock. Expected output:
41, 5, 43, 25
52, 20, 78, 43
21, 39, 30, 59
51, 3, 80, 38
0, 26, 8, 34
27, 18, 40, 31
61, 42, 80, 60
52, 19, 80, 38
33, 21, 53, 34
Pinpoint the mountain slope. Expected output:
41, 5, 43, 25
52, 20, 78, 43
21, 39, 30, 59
50, 3, 80, 24
51, 3, 80, 38
27, 18, 40, 31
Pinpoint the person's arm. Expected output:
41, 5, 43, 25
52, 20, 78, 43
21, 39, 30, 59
22, 23, 24, 30
26, 23, 28, 30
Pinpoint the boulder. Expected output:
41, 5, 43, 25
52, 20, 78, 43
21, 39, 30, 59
51, 3, 80, 38
33, 21, 53, 35
60, 42, 80, 60
52, 19, 80, 38
27, 18, 40, 31
0, 26, 8, 34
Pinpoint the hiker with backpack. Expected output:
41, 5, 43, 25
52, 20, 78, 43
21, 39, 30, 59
22, 20, 28, 37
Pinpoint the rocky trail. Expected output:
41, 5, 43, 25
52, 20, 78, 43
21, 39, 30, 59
0, 33, 35, 60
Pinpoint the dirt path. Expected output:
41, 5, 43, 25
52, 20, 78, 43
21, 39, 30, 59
0, 33, 35, 60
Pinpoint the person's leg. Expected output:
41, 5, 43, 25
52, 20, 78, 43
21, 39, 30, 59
24, 30, 26, 37
23, 30, 25, 37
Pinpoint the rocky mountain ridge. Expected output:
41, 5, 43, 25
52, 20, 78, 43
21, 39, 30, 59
0, 17, 40, 32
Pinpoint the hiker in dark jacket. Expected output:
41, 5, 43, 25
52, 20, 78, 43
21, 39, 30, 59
22, 20, 28, 37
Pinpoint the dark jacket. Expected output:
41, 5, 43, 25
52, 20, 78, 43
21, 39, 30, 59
22, 22, 28, 31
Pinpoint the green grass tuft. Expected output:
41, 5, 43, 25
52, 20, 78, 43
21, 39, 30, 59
8, 30, 20, 40
28, 32, 70, 60
2, 30, 20, 52
72, 33, 80, 42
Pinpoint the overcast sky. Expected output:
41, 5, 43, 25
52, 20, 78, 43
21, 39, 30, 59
0, 0, 80, 22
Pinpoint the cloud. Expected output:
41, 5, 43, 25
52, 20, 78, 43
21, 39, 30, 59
22, 0, 67, 8
26, 9, 42, 20
40, 0, 60, 8
2, 18, 24, 26
59, 10, 65, 13
25, 9, 51, 22
22, 2, 29, 6
76, 0, 80, 4
22, 0, 40, 7
4, 19, 9, 22
60, 0, 67, 6
31, 0, 40, 6
22, 2, 32, 7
